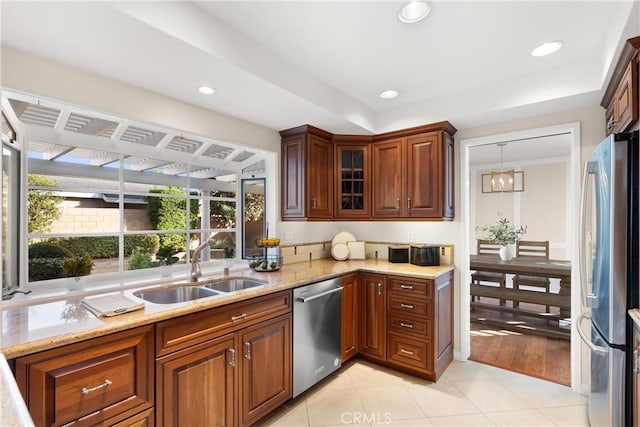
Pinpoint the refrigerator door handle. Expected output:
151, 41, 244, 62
576, 313, 608, 354
579, 161, 597, 307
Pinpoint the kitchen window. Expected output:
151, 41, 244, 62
3, 92, 273, 292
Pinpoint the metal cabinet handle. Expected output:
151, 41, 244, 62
400, 284, 414, 290
399, 349, 414, 356
244, 342, 252, 360
400, 322, 414, 329
81, 379, 112, 395
407, 198, 411, 210
634, 349, 640, 374
228, 348, 236, 367
377, 282, 382, 296
400, 303, 414, 309
231, 313, 247, 321
312, 197, 317, 209
396, 199, 400, 210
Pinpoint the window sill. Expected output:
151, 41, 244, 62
3, 261, 250, 309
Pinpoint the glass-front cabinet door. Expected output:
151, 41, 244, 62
335, 143, 370, 218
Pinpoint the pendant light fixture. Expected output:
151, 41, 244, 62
481, 142, 525, 193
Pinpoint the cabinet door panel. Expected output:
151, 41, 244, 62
156, 334, 236, 427
282, 136, 305, 218
336, 144, 370, 218
308, 135, 333, 218
443, 133, 455, 219
372, 139, 404, 217
341, 273, 359, 361
614, 60, 638, 132
359, 273, 386, 359
406, 133, 442, 217
241, 314, 292, 426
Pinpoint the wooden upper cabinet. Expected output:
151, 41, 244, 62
280, 121, 456, 221
280, 125, 333, 220
372, 123, 456, 220
308, 134, 333, 218
372, 138, 404, 217
335, 139, 372, 219
406, 133, 441, 217
602, 36, 640, 134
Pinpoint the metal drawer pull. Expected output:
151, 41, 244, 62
400, 349, 414, 356
229, 348, 236, 368
244, 342, 252, 360
634, 349, 639, 374
400, 322, 414, 329
377, 283, 382, 296
81, 379, 112, 395
400, 303, 414, 309
400, 285, 414, 290
231, 313, 247, 321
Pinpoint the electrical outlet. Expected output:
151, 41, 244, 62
284, 232, 293, 243
408, 231, 414, 241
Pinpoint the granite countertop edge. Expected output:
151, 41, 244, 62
1, 259, 454, 359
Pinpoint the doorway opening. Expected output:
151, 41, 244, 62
460, 123, 581, 391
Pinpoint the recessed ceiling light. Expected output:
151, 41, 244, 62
379, 90, 399, 99
398, 1, 430, 24
198, 86, 216, 95
530, 41, 564, 57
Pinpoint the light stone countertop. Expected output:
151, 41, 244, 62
0, 259, 453, 426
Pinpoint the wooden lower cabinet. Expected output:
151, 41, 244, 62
359, 273, 387, 360
13, 326, 154, 427
341, 272, 359, 361
156, 334, 236, 427
155, 292, 292, 427
240, 315, 292, 426
356, 272, 454, 381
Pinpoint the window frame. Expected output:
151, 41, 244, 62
2, 92, 275, 293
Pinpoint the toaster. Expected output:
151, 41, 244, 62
410, 244, 440, 266
388, 245, 409, 263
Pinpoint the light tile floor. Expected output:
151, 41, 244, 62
260, 359, 588, 427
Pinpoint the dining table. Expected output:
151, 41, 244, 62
469, 254, 572, 338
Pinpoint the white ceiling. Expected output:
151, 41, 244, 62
1, 1, 638, 136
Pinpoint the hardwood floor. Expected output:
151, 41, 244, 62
470, 321, 571, 386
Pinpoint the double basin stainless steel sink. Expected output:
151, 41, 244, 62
134, 278, 265, 304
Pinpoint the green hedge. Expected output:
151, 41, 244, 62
51, 235, 159, 258
28, 258, 65, 281
147, 188, 198, 250
28, 242, 73, 259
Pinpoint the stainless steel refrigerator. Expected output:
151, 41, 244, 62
578, 130, 639, 427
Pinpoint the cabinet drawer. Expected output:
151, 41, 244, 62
156, 290, 291, 356
14, 326, 153, 427
388, 314, 431, 338
388, 295, 429, 317
388, 276, 432, 300
387, 333, 431, 372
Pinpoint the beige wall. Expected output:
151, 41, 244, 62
1, 47, 281, 153
49, 200, 151, 234
474, 162, 568, 260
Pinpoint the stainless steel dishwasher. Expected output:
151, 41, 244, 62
293, 277, 343, 397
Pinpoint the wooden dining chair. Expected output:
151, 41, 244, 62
512, 240, 551, 311
471, 239, 507, 306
